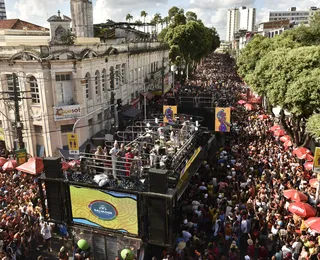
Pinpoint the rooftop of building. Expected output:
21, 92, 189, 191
0, 19, 49, 31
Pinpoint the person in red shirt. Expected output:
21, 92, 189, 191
125, 148, 134, 177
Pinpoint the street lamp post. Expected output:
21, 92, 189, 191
171, 65, 177, 97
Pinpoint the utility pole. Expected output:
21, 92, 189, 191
161, 57, 165, 106
13, 73, 24, 149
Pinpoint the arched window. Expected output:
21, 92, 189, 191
85, 73, 91, 99
29, 76, 40, 103
95, 70, 100, 96
102, 69, 106, 93
109, 66, 114, 90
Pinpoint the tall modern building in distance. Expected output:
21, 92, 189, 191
239, 6, 256, 32
226, 6, 256, 42
269, 7, 319, 25
0, 0, 6, 20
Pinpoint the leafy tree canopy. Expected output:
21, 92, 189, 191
158, 6, 220, 65
306, 114, 320, 139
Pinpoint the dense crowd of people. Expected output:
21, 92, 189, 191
163, 53, 319, 260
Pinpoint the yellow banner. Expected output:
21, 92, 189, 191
215, 107, 231, 132
180, 147, 202, 179
163, 105, 177, 124
314, 147, 320, 168
70, 186, 138, 235
0, 128, 4, 141
67, 133, 79, 155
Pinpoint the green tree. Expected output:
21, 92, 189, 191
140, 11, 148, 33
60, 29, 76, 45
125, 13, 133, 24
151, 13, 162, 34
168, 6, 180, 21
250, 46, 320, 145
306, 114, 320, 139
186, 11, 197, 22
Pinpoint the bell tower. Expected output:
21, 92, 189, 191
70, 0, 93, 38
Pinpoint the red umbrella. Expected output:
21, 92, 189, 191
304, 217, 320, 233
284, 140, 293, 147
2, 160, 17, 171
16, 157, 44, 175
274, 129, 286, 137
237, 100, 246, 105
244, 103, 254, 111
283, 189, 308, 202
304, 161, 313, 171
293, 147, 312, 160
280, 135, 290, 143
0, 157, 7, 167
309, 178, 319, 188
305, 154, 314, 162
288, 202, 316, 218
258, 114, 268, 120
61, 162, 70, 171
269, 125, 281, 132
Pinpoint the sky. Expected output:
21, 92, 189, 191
5, 0, 320, 40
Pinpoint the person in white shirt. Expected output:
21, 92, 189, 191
109, 141, 119, 179
41, 223, 52, 252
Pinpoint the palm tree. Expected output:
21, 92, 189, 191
125, 13, 133, 25
153, 13, 162, 34
140, 11, 148, 33
163, 16, 170, 28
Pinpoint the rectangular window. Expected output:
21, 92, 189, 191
88, 119, 93, 126
131, 93, 134, 100
55, 73, 73, 104
34, 125, 42, 134
61, 124, 73, 133
97, 113, 102, 122
30, 78, 40, 104
115, 65, 120, 87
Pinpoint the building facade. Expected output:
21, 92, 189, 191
269, 7, 319, 25
239, 6, 256, 32
226, 8, 240, 42
257, 20, 291, 38
70, 0, 94, 38
0, 0, 6, 20
0, 42, 169, 157
226, 7, 256, 42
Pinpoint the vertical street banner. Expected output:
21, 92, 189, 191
215, 107, 231, 132
163, 105, 177, 124
15, 149, 27, 166
314, 147, 320, 173
67, 133, 79, 155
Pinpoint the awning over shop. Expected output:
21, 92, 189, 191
119, 106, 141, 119
152, 85, 172, 96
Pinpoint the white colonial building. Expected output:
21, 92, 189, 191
0, 2, 169, 158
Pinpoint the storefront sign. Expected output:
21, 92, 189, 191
53, 105, 81, 121
15, 149, 27, 166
